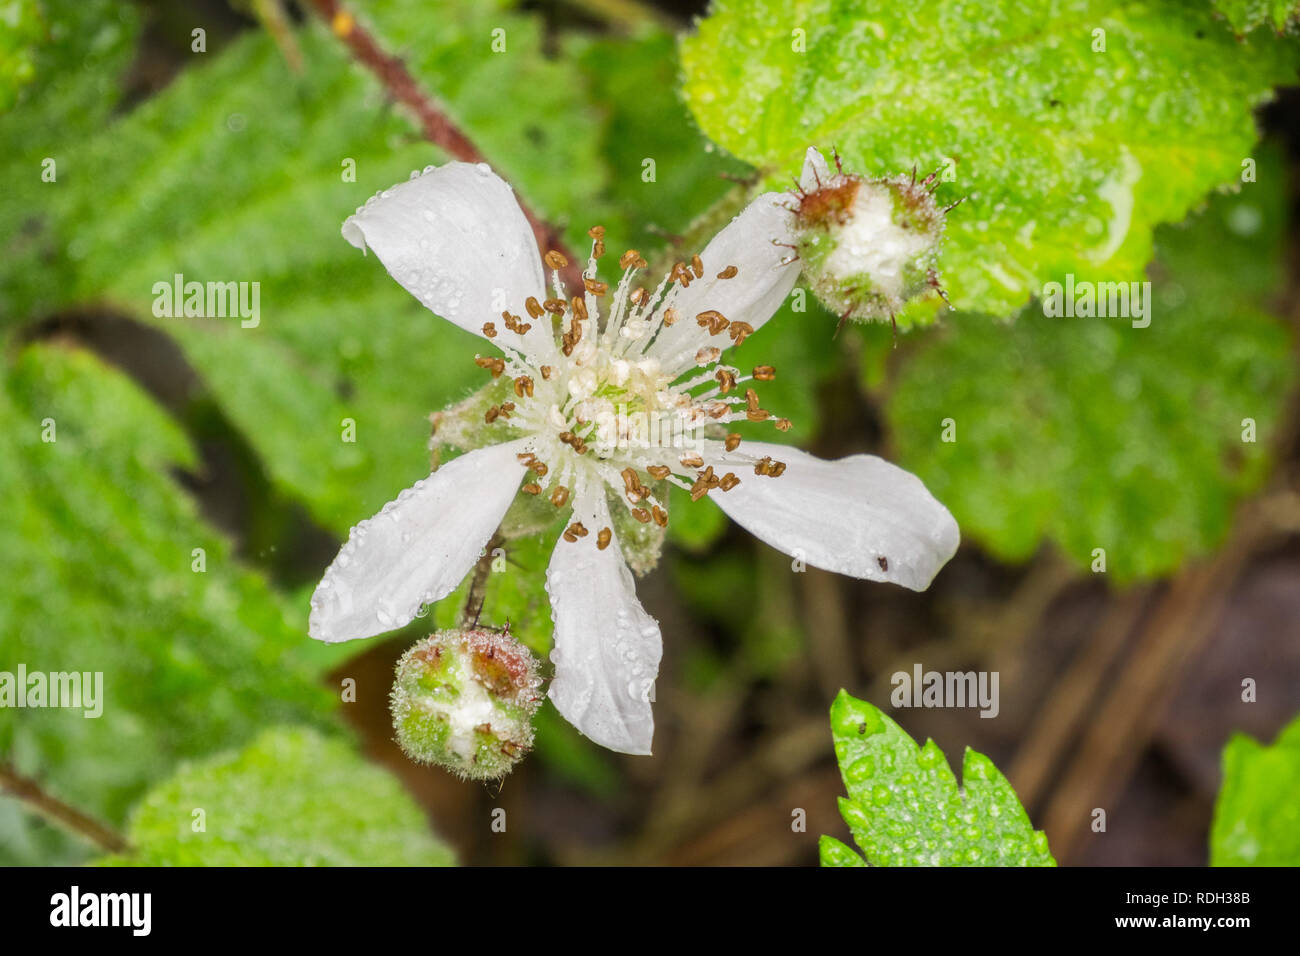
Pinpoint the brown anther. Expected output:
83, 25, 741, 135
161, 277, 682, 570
587, 225, 606, 239
696, 346, 722, 365
651, 506, 668, 527
719, 472, 741, 491
562, 527, 579, 543
724, 433, 742, 451
544, 250, 569, 270
746, 408, 770, 422
485, 406, 500, 423
716, 265, 738, 279
583, 278, 609, 296
630, 287, 647, 306
691, 254, 704, 278
631, 508, 651, 524
774, 418, 792, 432
728, 320, 754, 345
619, 249, 642, 270
689, 481, 711, 502
525, 296, 545, 318
745, 388, 760, 411
513, 375, 535, 398
543, 298, 567, 315
572, 296, 588, 320
516, 452, 536, 465
670, 262, 693, 286
540, 366, 553, 379
530, 460, 548, 476
680, 454, 704, 468
753, 365, 776, 381
646, 465, 671, 480
708, 402, 730, 419
770, 460, 787, 476
663, 307, 679, 326
522, 482, 541, 495
620, 467, 642, 495
596, 527, 612, 550
714, 368, 737, 393
482, 322, 497, 338
567, 521, 588, 538
550, 485, 570, 508
696, 310, 729, 335
593, 239, 606, 259
475, 356, 506, 378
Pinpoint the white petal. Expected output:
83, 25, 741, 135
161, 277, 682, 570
546, 487, 662, 755
644, 192, 800, 375
342, 162, 553, 361
309, 439, 529, 643
800, 146, 832, 191
707, 442, 959, 591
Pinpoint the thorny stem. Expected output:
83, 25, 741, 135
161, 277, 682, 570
462, 532, 504, 627
0, 763, 131, 855
306, 0, 583, 290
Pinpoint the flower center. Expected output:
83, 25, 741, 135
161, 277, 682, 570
468, 226, 793, 544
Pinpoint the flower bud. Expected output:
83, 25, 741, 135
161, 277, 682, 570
792, 148, 951, 325
390, 627, 542, 780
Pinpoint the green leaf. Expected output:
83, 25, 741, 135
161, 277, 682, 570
681, 0, 1299, 322
1210, 713, 1300, 866
0, 344, 334, 839
1214, 0, 1300, 33
98, 726, 455, 866
887, 150, 1294, 580
823, 691, 1054, 866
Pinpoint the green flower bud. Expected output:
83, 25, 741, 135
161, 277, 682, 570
390, 627, 542, 780
792, 151, 953, 326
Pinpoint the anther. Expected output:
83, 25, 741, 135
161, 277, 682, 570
540, 366, 553, 379
680, 454, 704, 468
696, 346, 722, 365
691, 254, 704, 278
728, 320, 754, 345
774, 418, 792, 432
596, 527, 612, 550
646, 465, 671, 480
724, 433, 742, 451
522, 482, 541, 495
550, 486, 570, 507
753, 365, 776, 381
631, 508, 651, 524
544, 250, 569, 270
572, 296, 588, 320
619, 249, 644, 270
663, 307, 679, 326
714, 368, 737, 393
475, 356, 506, 378
719, 472, 740, 491
696, 310, 729, 335
583, 278, 609, 296
525, 297, 545, 318
482, 322, 498, 338
651, 506, 668, 527
543, 298, 567, 315
530, 460, 549, 476
716, 265, 738, 279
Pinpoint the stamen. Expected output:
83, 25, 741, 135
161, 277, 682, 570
728, 320, 754, 345
725, 433, 742, 451
651, 505, 668, 527
716, 265, 738, 279
753, 365, 776, 381
522, 482, 541, 495
691, 254, 704, 278
544, 251, 569, 270
550, 485, 570, 507
696, 310, 729, 335
475, 356, 506, 378
543, 298, 567, 315
646, 465, 671, 480
572, 296, 588, 320
619, 249, 646, 270
541, 366, 553, 379
696, 346, 722, 365
596, 527, 612, 550
482, 322, 498, 338
774, 418, 792, 432
525, 297, 545, 319
719, 472, 741, 491
583, 278, 609, 296
630, 508, 651, 524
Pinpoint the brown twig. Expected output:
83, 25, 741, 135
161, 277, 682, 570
306, 0, 582, 288
0, 763, 130, 854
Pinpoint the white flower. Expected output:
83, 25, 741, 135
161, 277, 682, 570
309, 160, 960, 756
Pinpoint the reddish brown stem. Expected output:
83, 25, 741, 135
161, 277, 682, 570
0, 763, 130, 854
307, 0, 582, 288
